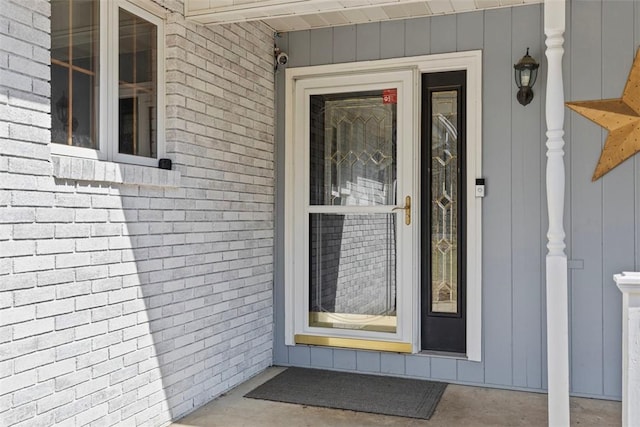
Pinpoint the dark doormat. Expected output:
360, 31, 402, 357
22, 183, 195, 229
244, 367, 447, 420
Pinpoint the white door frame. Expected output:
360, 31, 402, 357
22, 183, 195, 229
283, 50, 483, 361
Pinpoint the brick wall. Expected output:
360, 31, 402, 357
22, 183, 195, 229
0, 0, 275, 425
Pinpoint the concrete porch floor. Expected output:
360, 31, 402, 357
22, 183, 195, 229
172, 367, 621, 426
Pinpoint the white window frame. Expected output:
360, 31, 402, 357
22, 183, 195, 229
284, 50, 483, 361
50, 0, 166, 168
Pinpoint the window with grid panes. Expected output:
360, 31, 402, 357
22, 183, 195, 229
50, 0, 164, 167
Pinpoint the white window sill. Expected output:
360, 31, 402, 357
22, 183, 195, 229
51, 155, 180, 188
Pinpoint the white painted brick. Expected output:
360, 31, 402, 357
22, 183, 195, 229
109, 364, 137, 385
55, 310, 90, 330
76, 237, 109, 253
90, 195, 122, 209
12, 190, 55, 207
14, 348, 55, 373
90, 251, 121, 266
108, 288, 137, 304
74, 374, 109, 399
76, 265, 109, 282
13, 317, 54, 339
0, 402, 36, 426
8, 157, 51, 176
36, 358, 75, 383
36, 388, 75, 414
91, 277, 122, 293
0, 292, 12, 309
89, 411, 122, 427
122, 298, 146, 316
0, 258, 10, 275
54, 367, 91, 391
35, 207, 74, 223
91, 331, 122, 351
108, 236, 133, 250
89, 384, 121, 406
0, 207, 35, 223
91, 305, 123, 322
76, 209, 108, 223
36, 239, 75, 255
0, 239, 35, 257
53, 396, 92, 424
55, 280, 90, 299
90, 223, 122, 237
108, 313, 137, 332
12, 379, 55, 407
108, 339, 137, 360
8, 53, 49, 80
38, 270, 75, 287
54, 224, 91, 239
55, 252, 91, 269
13, 254, 55, 273
0, 173, 37, 191
0, 68, 31, 91
92, 357, 123, 379
75, 293, 108, 311
0, 369, 36, 394
75, 402, 108, 426
120, 396, 149, 422
108, 262, 138, 277
54, 340, 89, 363
1, 304, 35, 324
75, 320, 108, 341
35, 300, 73, 319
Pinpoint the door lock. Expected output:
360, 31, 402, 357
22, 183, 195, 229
392, 195, 411, 225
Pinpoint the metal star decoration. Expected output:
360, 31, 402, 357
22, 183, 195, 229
566, 48, 640, 181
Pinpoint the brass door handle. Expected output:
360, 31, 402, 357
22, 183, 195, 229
392, 195, 411, 225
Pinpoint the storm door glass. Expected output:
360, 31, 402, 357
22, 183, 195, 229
308, 91, 398, 333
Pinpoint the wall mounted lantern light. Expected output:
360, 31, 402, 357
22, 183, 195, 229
514, 48, 540, 106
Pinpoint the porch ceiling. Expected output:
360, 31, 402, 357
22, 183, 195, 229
184, 0, 542, 31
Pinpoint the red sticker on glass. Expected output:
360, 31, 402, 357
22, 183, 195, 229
383, 89, 397, 104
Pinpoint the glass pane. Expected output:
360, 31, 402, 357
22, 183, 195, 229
119, 8, 157, 158
50, 0, 69, 62
310, 91, 397, 206
72, 70, 97, 148
431, 90, 459, 314
51, 64, 69, 145
309, 213, 396, 333
72, 0, 97, 72
51, 0, 99, 149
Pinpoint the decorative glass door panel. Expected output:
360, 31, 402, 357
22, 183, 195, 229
430, 90, 459, 314
309, 91, 398, 333
309, 92, 396, 207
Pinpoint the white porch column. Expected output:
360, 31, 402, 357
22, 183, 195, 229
614, 271, 640, 427
544, 0, 570, 425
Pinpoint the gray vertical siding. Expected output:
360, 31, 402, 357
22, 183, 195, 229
274, 1, 639, 400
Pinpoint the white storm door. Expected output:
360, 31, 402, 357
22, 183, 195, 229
286, 69, 416, 352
